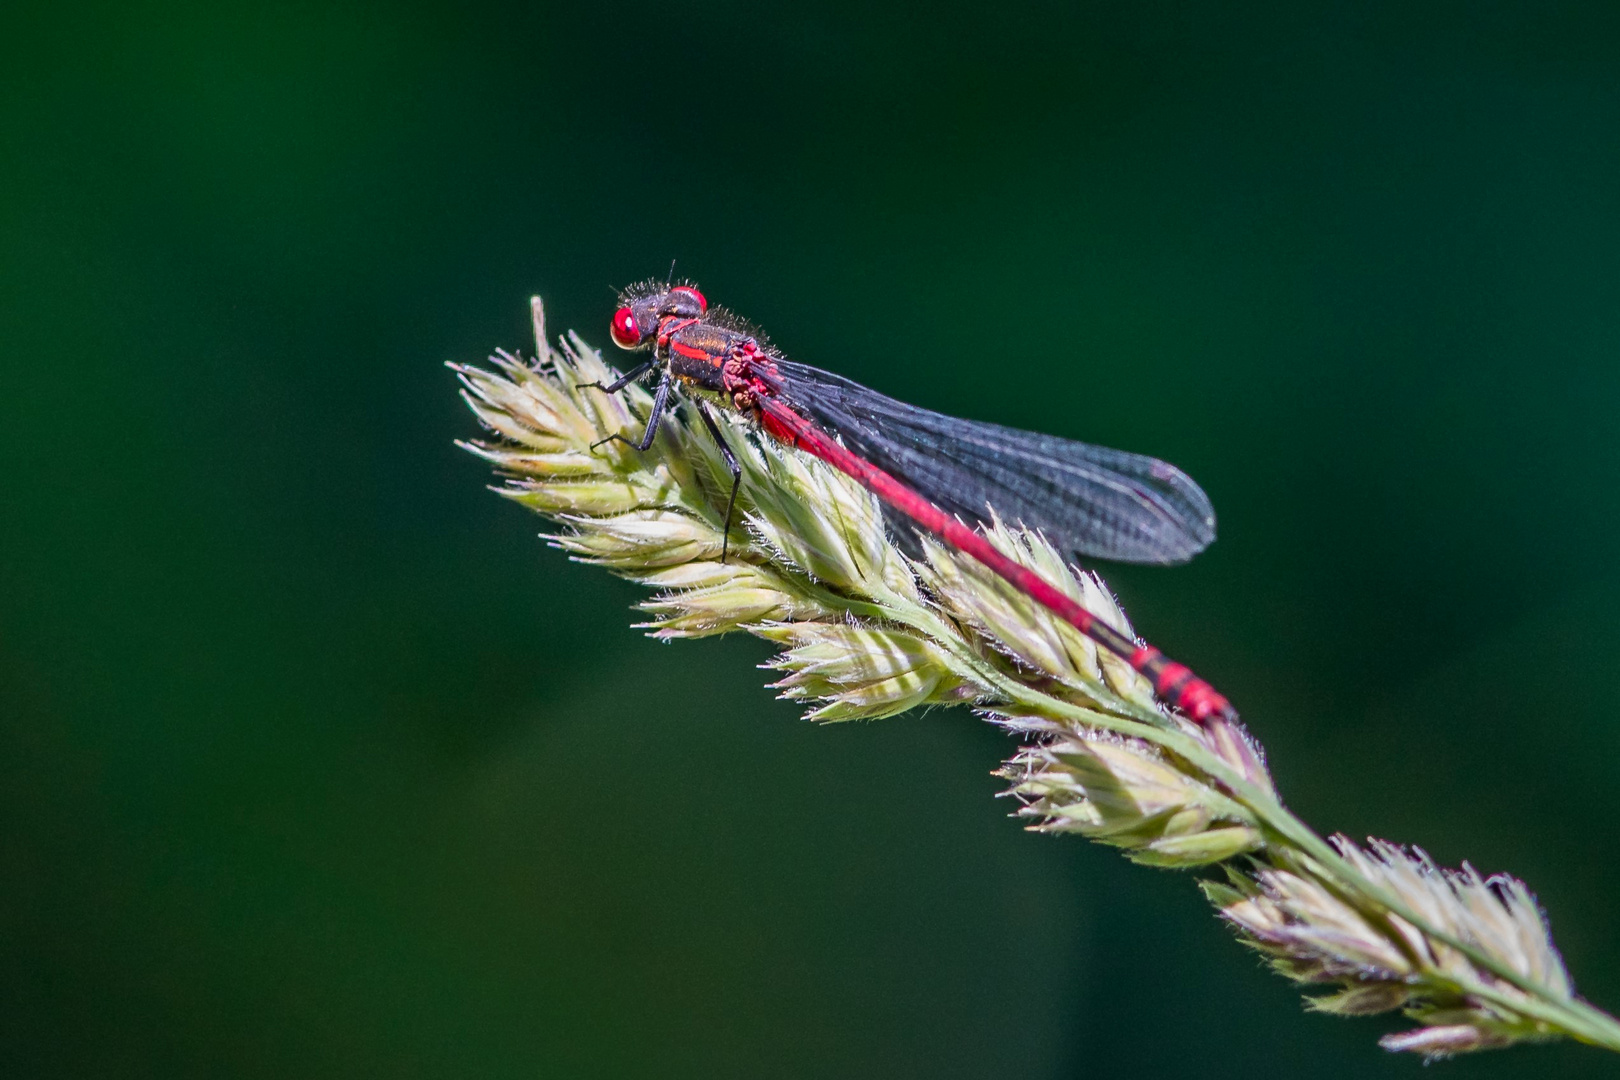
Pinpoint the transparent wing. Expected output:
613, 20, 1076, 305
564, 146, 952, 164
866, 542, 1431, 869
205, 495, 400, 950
765, 360, 1216, 565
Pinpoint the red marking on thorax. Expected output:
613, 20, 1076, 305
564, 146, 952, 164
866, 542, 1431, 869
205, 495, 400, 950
656, 315, 700, 349
670, 341, 716, 363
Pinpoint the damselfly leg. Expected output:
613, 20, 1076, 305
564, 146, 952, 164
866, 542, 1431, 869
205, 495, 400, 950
576, 357, 655, 394
589, 368, 674, 453
694, 398, 743, 563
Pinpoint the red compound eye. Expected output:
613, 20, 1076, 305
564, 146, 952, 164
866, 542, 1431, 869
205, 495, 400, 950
610, 306, 641, 348
670, 285, 707, 312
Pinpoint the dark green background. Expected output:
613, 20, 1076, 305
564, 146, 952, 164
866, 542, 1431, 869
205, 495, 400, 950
4, 2, 1620, 1076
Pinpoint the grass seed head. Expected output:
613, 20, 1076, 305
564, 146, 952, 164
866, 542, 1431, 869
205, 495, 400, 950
454, 299, 1601, 1061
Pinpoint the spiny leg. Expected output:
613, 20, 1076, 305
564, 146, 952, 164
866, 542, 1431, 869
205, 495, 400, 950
590, 368, 674, 453
694, 399, 743, 563
577, 357, 655, 394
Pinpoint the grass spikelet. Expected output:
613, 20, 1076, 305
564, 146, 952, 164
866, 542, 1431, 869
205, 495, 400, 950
454, 297, 1620, 1060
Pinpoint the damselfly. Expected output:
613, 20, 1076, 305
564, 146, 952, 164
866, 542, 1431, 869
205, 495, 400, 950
586, 280, 1234, 723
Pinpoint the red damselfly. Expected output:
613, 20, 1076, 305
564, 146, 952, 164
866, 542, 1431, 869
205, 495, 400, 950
584, 280, 1235, 723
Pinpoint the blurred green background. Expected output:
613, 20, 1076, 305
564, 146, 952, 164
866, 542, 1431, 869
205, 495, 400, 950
4, 1, 1620, 1076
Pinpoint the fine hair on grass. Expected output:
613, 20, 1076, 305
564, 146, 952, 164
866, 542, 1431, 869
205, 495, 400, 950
452, 297, 1620, 1061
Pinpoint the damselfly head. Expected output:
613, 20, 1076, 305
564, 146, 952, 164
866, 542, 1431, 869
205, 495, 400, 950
611, 281, 709, 350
